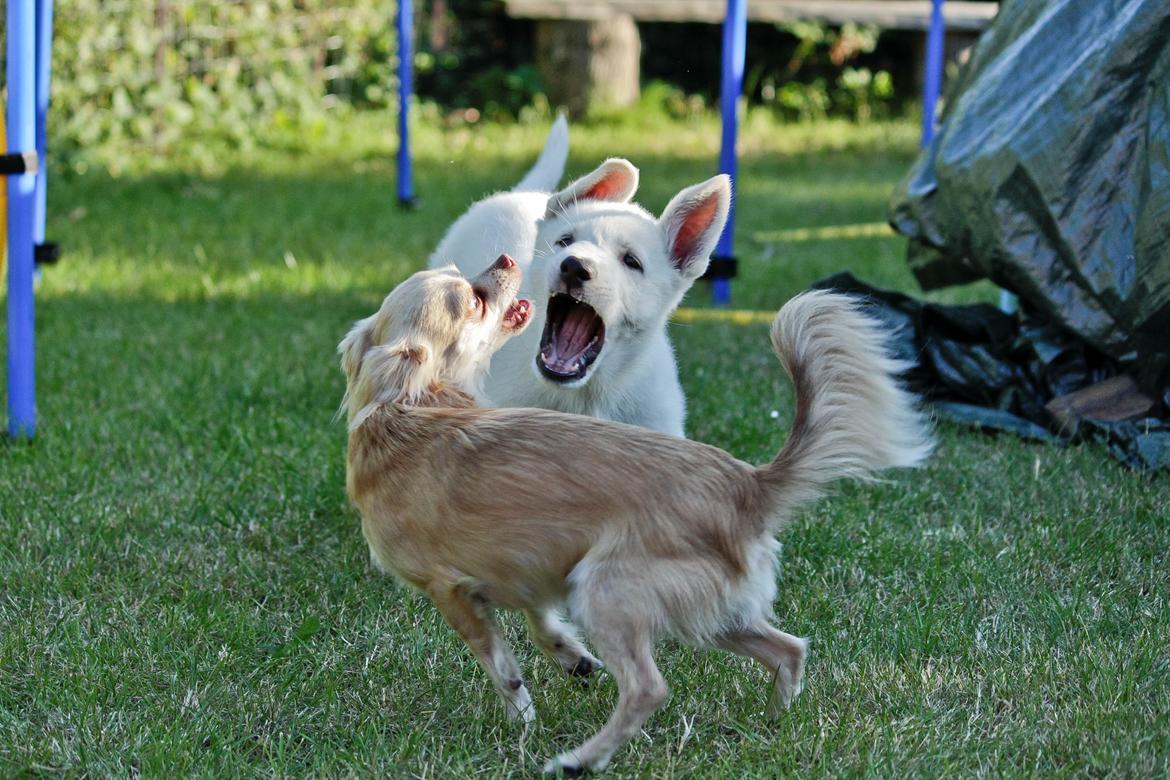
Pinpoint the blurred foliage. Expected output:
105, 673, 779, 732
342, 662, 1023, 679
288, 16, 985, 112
13, 1, 917, 171
20, 0, 395, 171
410, 0, 543, 123
415, 9, 907, 124
642, 20, 904, 122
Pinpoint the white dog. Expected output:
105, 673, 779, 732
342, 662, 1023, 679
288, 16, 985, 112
429, 118, 731, 436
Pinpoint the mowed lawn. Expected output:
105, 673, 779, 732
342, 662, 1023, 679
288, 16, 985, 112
2, 114, 1167, 777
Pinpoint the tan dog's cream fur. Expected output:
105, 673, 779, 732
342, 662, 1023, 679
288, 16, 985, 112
340, 260, 933, 775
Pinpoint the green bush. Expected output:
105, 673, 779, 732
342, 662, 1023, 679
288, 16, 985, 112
642, 19, 902, 123
409, 0, 540, 123
759, 22, 897, 122
37, 0, 395, 169
21, 2, 908, 171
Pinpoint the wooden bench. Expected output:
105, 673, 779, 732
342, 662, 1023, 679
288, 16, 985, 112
504, 0, 999, 115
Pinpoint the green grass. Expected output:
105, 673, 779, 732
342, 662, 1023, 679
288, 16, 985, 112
2, 112, 1168, 777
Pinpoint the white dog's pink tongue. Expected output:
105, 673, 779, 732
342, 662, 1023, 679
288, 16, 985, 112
559, 306, 595, 353
554, 304, 594, 357
545, 303, 602, 372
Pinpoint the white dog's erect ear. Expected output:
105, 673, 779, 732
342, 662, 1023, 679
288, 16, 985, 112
545, 158, 639, 219
659, 174, 731, 279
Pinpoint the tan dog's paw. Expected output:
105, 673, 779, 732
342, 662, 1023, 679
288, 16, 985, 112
568, 653, 604, 679
765, 638, 807, 718
544, 752, 586, 777
504, 683, 537, 725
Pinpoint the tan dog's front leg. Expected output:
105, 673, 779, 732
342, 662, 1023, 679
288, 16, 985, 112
428, 584, 536, 724
525, 609, 603, 679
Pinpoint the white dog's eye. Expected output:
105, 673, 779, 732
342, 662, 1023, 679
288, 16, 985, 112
555, 234, 573, 248
622, 252, 643, 272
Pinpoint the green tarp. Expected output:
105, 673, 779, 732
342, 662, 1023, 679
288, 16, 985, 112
890, 0, 1170, 399
884, 0, 1170, 471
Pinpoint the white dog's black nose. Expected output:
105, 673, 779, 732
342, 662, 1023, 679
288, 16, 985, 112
560, 256, 592, 288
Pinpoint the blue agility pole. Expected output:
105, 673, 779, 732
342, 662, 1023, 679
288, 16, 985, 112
7, 0, 38, 438
33, 0, 55, 264
395, 0, 416, 209
920, 0, 1014, 312
708, 0, 746, 306
921, 0, 945, 147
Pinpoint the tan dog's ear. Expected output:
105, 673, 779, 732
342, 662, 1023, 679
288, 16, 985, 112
659, 174, 731, 279
352, 340, 434, 411
545, 158, 639, 219
339, 315, 377, 384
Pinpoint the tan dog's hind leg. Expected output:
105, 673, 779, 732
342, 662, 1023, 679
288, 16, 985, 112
525, 609, 603, 679
427, 584, 536, 724
543, 616, 667, 775
716, 622, 807, 717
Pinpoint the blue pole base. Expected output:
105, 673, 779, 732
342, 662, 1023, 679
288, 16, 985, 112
702, 255, 738, 307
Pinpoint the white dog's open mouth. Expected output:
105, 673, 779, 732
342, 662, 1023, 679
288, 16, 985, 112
503, 298, 532, 331
538, 293, 606, 382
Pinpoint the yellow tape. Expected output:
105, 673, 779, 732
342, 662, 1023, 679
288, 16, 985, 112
671, 221, 898, 325
672, 307, 774, 326
753, 221, 893, 243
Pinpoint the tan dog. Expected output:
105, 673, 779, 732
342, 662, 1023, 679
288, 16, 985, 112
339, 256, 932, 775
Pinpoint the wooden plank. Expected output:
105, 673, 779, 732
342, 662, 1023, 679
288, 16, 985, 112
1046, 375, 1156, 432
503, 0, 998, 31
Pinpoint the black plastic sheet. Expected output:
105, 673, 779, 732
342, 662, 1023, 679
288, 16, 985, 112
814, 273, 1170, 473
888, 0, 1170, 401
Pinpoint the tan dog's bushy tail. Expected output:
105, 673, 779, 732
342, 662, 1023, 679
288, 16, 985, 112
759, 291, 933, 519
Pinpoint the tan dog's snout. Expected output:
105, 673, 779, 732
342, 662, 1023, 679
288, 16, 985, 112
472, 254, 531, 335
471, 254, 521, 303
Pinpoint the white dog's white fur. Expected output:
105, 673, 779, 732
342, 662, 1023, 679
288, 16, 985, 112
429, 117, 730, 436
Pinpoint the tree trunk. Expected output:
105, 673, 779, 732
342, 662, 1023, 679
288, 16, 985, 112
535, 15, 641, 118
